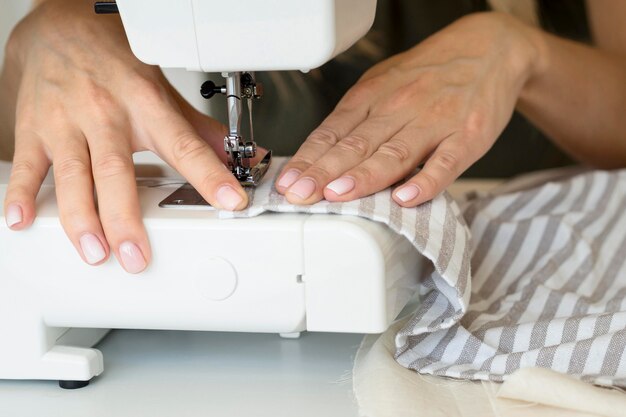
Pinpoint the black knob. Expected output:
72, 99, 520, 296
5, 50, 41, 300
200, 80, 225, 100
94, 2, 119, 14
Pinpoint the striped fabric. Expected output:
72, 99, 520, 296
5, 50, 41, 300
220, 158, 626, 387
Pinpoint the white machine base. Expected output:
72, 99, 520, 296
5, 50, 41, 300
0, 156, 421, 386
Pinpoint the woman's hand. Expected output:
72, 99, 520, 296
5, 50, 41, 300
2, 0, 248, 273
276, 12, 543, 207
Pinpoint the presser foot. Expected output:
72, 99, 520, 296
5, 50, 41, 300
159, 150, 272, 209
232, 150, 272, 187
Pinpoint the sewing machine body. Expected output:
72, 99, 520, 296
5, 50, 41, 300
0, 156, 421, 385
116, 0, 378, 73
0, 0, 410, 387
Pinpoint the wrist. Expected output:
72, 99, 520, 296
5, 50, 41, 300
455, 12, 547, 94
500, 14, 549, 101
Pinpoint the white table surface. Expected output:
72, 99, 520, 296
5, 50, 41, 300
0, 330, 364, 417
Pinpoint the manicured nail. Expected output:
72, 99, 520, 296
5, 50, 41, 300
5, 204, 22, 228
277, 169, 301, 189
119, 241, 147, 274
80, 233, 106, 265
395, 184, 420, 203
326, 177, 355, 196
216, 185, 244, 211
288, 178, 316, 200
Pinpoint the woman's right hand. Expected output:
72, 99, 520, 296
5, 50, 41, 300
1, 0, 248, 273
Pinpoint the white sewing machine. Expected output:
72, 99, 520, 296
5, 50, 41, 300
0, 0, 422, 389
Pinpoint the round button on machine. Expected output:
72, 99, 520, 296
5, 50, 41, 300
194, 257, 238, 301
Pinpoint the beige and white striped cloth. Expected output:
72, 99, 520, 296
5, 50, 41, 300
219, 158, 626, 387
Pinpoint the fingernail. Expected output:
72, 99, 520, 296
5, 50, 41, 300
326, 177, 355, 196
119, 241, 147, 274
277, 169, 301, 189
5, 204, 22, 228
395, 184, 420, 203
288, 178, 316, 200
216, 185, 244, 211
80, 233, 106, 265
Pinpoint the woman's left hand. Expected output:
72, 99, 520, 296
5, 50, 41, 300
276, 12, 543, 207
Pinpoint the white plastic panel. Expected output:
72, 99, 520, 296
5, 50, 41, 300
116, 0, 201, 70
0, 209, 307, 334
193, 0, 334, 72
303, 216, 421, 333
333, 0, 377, 58
116, 0, 377, 72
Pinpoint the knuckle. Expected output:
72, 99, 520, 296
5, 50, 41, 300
378, 74, 434, 114
84, 85, 118, 125
411, 70, 437, 90
84, 82, 115, 108
376, 141, 411, 163
100, 210, 137, 230
7, 184, 35, 204
418, 171, 440, 196
307, 127, 340, 148
92, 152, 133, 180
10, 159, 38, 180
59, 206, 87, 226
336, 135, 371, 159
58, 206, 97, 235
288, 155, 313, 167
341, 78, 380, 108
383, 90, 416, 114
304, 165, 333, 181
199, 168, 229, 193
14, 114, 37, 133
130, 76, 169, 105
462, 110, 487, 138
372, 98, 398, 115
351, 165, 376, 185
433, 151, 461, 174
172, 132, 206, 162
359, 76, 385, 92
54, 157, 90, 182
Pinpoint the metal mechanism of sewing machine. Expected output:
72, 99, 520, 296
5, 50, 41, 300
200, 72, 267, 186
160, 71, 273, 207
96, 0, 273, 203
0, 0, 424, 390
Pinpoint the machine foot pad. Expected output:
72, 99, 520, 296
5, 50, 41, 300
59, 380, 90, 389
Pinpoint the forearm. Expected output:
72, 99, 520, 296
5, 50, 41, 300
518, 28, 626, 168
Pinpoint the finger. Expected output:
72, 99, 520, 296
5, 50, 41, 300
276, 79, 381, 192
51, 131, 110, 266
180, 102, 269, 167
283, 115, 408, 205
85, 125, 150, 274
4, 131, 50, 230
166, 82, 230, 159
322, 130, 432, 202
146, 110, 249, 211
392, 137, 472, 207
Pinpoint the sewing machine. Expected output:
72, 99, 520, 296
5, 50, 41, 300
112, 0, 380, 187
0, 0, 422, 389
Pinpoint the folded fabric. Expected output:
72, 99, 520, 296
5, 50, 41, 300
353, 319, 602, 417
498, 367, 626, 417
219, 158, 626, 387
